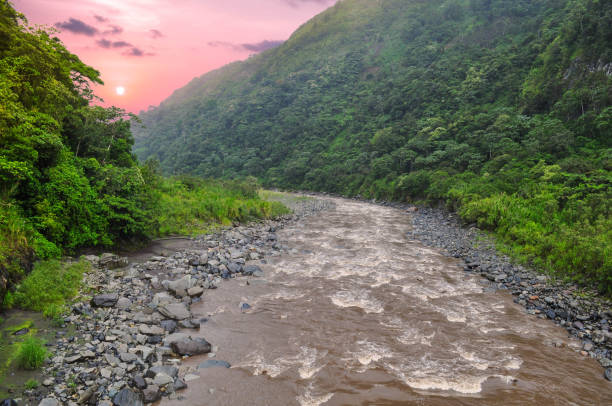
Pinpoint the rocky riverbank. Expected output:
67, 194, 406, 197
404, 205, 612, 381
16, 197, 333, 406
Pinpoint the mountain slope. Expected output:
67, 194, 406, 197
134, 0, 611, 292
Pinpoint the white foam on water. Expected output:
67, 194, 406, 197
445, 311, 467, 323
404, 375, 489, 394
298, 347, 326, 379
297, 383, 334, 406
330, 289, 384, 314
397, 328, 435, 346
353, 340, 393, 366
238, 352, 289, 378
504, 358, 522, 370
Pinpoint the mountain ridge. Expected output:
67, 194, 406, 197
133, 0, 611, 291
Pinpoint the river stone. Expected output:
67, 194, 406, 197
143, 385, 160, 403
0, 401, 16, 406
153, 373, 173, 386
605, 368, 612, 382
138, 324, 164, 335
170, 337, 211, 355
91, 293, 119, 308
187, 286, 204, 297
163, 332, 190, 347
160, 319, 178, 333
149, 365, 178, 378
99, 253, 129, 270
38, 399, 59, 406
158, 303, 190, 320
165, 276, 195, 294
132, 374, 147, 390
120, 352, 137, 363
116, 297, 132, 309
173, 378, 187, 391
198, 360, 231, 369
151, 292, 174, 308
243, 265, 263, 276
112, 388, 143, 406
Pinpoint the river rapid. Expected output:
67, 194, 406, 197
163, 198, 611, 405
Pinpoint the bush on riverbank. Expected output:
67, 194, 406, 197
155, 176, 290, 236
15, 337, 48, 370
7, 260, 89, 312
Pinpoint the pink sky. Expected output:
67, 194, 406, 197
13, 0, 336, 113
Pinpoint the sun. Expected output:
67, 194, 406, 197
115, 86, 125, 96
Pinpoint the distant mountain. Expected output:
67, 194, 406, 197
134, 1, 611, 290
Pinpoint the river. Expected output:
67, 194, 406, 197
162, 198, 611, 405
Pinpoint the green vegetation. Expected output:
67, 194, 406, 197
155, 176, 289, 236
0, 1, 288, 308
135, 0, 611, 293
15, 337, 47, 370
24, 378, 39, 389
9, 260, 88, 312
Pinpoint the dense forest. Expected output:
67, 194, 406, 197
0, 0, 285, 308
134, 0, 611, 293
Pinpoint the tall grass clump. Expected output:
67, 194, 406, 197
155, 176, 289, 236
12, 259, 89, 311
16, 336, 48, 370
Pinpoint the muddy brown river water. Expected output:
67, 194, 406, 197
163, 198, 612, 405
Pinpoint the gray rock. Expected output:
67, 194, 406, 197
605, 368, 612, 382
116, 297, 132, 309
173, 378, 187, 391
187, 286, 204, 297
243, 265, 263, 276
112, 388, 143, 406
138, 325, 164, 336
132, 374, 147, 390
149, 365, 178, 378
170, 337, 212, 355
153, 373, 173, 386
91, 294, 119, 308
120, 352, 137, 363
165, 276, 195, 294
198, 360, 231, 369
38, 399, 60, 406
158, 303, 190, 320
142, 385, 160, 404
160, 319, 178, 333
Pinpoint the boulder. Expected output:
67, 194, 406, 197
91, 293, 119, 308
158, 303, 190, 320
112, 388, 143, 406
170, 337, 212, 356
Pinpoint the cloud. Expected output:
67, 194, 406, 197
103, 25, 123, 35
55, 18, 98, 36
241, 40, 284, 52
94, 15, 108, 23
124, 47, 154, 57
208, 40, 284, 53
96, 39, 132, 49
149, 29, 164, 39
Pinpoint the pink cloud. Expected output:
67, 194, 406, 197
12, 0, 336, 113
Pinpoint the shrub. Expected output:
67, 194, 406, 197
25, 378, 39, 389
13, 260, 89, 311
16, 337, 48, 370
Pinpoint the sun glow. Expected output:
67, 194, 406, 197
116, 86, 125, 96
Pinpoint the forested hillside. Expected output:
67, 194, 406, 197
134, 0, 611, 292
0, 0, 286, 307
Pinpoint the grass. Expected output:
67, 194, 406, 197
10, 259, 89, 312
15, 337, 47, 370
155, 177, 289, 236
24, 378, 39, 389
